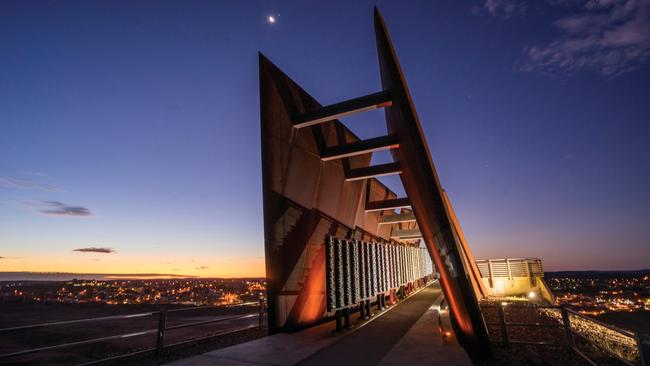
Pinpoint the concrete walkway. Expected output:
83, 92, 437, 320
166, 282, 471, 366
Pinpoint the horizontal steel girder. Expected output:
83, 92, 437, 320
321, 135, 399, 161
390, 228, 422, 240
293, 90, 392, 128
345, 162, 401, 182
365, 197, 410, 212
379, 212, 416, 225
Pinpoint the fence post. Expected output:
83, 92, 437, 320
560, 306, 574, 347
335, 310, 342, 331
156, 309, 167, 356
498, 303, 508, 346
344, 308, 351, 329
258, 297, 265, 330
636, 331, 647, 366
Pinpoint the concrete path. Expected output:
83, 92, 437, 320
377, 293, 472, 366
166, 282, 471, 366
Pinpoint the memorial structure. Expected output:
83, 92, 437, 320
260, 8, 493, 360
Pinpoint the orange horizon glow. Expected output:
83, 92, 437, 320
0, 255, 266, 278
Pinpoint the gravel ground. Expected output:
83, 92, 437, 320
479, 303, 631, 366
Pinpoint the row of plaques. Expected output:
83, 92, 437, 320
325, 236, 434, 312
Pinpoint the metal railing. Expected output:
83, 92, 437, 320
483, 303, 648, 366
475, 257, 544, 279
0, 298, 266, 365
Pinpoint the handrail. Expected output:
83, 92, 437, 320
565, 307, 635, 337
482, 302, 647, 366
0, 312, 157, 333
0, 328, 158, 359
166, 301, 258, 313
481, 304, 560, 309
76, 324, 260, 366
0, 301, 259, 333
570, 326, 637, 366
166, 313, 258, 331
0, 298, 266, 361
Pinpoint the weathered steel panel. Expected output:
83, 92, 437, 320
260, 55, 404, 332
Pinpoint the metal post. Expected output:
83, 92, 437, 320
560, 306, 574, 347
497, 304, 508, 346
636, 331, 647, 366
488, 259, 494, 288
258, 297, 265, 330
359, 301, 366, 319
344, 308, 351, 329
365, 299, 372, 318
335, 310, 342, 331
156, 309, 167, 356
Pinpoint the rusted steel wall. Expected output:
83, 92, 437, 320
260, 55, 408, 332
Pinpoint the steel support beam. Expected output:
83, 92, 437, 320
379, 212, 416, 225
321, 135, 399, 161
293, 91, 392, 128
345, 162, 401, 182
365, 197, 410, 212
390, 228, 422, 240
374, 8, 492, 359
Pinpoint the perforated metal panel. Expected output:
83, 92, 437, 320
324, 236, 435, 311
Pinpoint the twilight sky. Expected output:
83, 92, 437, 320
1, 0, 649, 276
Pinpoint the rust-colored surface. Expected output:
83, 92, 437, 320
259, 55, 403, 333
259, 8, 492, 359
442, 190, 488, 299
373, 8, 492, 359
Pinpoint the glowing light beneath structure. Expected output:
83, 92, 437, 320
528, 291, 536, 299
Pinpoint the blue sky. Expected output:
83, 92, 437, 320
1, 0, 649, 275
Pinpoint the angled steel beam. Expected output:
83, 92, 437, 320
390, 228, 422, 240
293, 91, 392, 128
374, 7, 492, 359
321, 135, 399, 161
345, 162, 401, 182
365, 197, 410, 212
378, 212, 416, 225
442, 189, 489, 299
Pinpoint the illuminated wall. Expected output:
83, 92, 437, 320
259, 56, 416, 332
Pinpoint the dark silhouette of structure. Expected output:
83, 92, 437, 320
260, 8, 492, 360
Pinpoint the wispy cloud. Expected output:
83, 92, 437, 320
480, 0, 527, 17
520, 0, 650, 77
0, 177, 59, 192
479, 0, 650, 77
38, 201, 92, 217
195, 266, 209, 270
73, 247, 115, 254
